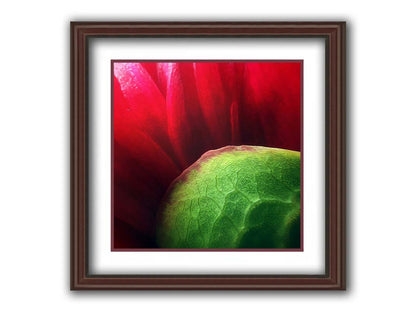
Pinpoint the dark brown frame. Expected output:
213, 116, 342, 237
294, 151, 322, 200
70, 21, 346, 290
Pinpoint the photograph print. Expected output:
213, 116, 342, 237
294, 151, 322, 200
112, 61, 303, 250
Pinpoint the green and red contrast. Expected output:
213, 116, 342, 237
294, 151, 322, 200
113, 62, 302, 249
156, 146, 300, 249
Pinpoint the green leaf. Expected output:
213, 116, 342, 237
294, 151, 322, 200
156, 145, 301, 249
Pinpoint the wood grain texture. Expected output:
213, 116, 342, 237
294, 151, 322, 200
70, 21, 346, 290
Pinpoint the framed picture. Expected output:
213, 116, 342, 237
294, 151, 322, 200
71, 21, 346, 290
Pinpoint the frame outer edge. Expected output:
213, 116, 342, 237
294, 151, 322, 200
339, 21, 347, 290
71, 22, 89, 290
70, 21, 75, 290
70, 21, 347, 290
327, 21, 346, 291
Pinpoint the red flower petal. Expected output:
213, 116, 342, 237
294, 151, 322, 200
241, 62, 301, 151
113, 74, 181, 183
114, 217, 155, 248
114, 63, 178, 159
192, 63, 232, 148
176, 63, 215, 165
159, 63, 194, 168
217, 63, 246, 144
113, 75, 181, 244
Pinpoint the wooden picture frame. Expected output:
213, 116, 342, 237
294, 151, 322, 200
70, 21, 346, 290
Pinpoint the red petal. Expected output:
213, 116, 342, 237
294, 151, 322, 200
140, 62, 159, 92
217, 63, 246, 144
114, 217, 156, 248
113, 182, 156, 238
114, 75, 181, 181
158, 63, 194, 168
241, 62, 301, 151
176, 63, 215, 165
192, 63, 232, 147
113, 75, 182, 245
114, 62, 178, 159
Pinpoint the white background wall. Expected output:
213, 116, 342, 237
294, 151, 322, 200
0, 0, 415, 310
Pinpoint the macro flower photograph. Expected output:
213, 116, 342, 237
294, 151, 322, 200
112, 61, 302, 250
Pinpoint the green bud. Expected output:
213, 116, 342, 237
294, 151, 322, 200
156, 146, 301, 249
